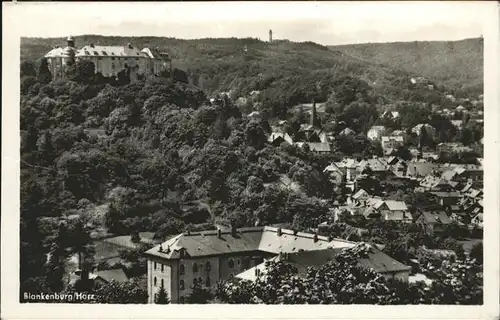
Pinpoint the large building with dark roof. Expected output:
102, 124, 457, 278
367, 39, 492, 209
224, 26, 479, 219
44, 36, 172, 82
144, 226, 362, 304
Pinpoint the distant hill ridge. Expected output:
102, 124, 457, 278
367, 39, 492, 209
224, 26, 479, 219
329, 37, 483, 92
21, 35, 479, 105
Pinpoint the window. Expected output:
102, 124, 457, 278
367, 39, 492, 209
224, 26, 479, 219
154, 277, 157, 286
154, 262, 157, 270
237, 259, 241, 265
135, 58, 139, 60
161, 264, 164, 272
205, 261, 211, 271
228, 259, 234, 268
161, 279, 164, 287
180, 264, 185, 275
180, 280, 185, 290
206, 276, 211, 287
111, 57, 115, 61
193, 263, 198, 273
98, 57, 102, 61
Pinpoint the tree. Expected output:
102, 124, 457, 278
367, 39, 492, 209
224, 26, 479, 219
154, 282, 170, 304
67, 219, 94, 270
187, 281, 213, 304
37, 58, 52, 84
130, 231, 141, 243
470, 242, 483, 264
93, 280, 148, 304
21, 60, 37, 77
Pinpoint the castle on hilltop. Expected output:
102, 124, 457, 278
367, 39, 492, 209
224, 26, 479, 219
44, 36, 172, 83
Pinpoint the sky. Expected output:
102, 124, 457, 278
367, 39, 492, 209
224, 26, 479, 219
4, 1, 490, 45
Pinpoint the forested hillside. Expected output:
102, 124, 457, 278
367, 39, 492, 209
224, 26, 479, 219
22, 35, 463, 107
330, 38, 483, 95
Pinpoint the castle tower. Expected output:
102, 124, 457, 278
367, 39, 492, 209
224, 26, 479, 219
66, 35, 75, 48
269, 30, 273, 43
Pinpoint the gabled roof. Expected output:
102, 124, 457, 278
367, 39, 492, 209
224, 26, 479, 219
236, 244, 410, 282
385, 200, 408, 211
268, 132, 293, 144
95, 268, 129, 283
352, 189, 370, 200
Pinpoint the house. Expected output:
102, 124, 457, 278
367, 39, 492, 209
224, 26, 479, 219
471, 212, 483, 229
70, 268, 129, 287
45, 36, 172, 82
406, 163, 436, 179
416, 211, 452, 233
295, 142, 331, 153
325, 158, 359, 182
358, 158, 390, 177
268, 132, 293, 146
381, 110, 400, 120
323, 163, 344, 185
450, 120, 464, 129
363, 199, 411, 222
429, 191, 462, 206
367, 126, 387, 141
420, 174, 456, 191
437, 142, 473, 153
412, 124, 436, 140
236, 243, 411, 283
422, 152, 439, 162
144, 226, 358, 303
381, 136, 404, 151
456, 105, 466, 112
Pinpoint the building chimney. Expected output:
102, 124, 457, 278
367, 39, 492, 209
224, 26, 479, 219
166, 245, 171, 253
269, 29, 273, 43
278, 251, 283, 260
159, 244, 163, 253
90, 43, 94, 48
128, 43, 133, 49
277, 228, 282, 236
313, 233, 318, 243
327, 235, 332, 242
254, 268, 260, 277
293, 229, 298, 235
231, 226, 237, 237
217, 228, 222, 239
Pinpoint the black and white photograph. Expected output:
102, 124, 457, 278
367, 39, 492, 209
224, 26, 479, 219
2, 1, 500, 318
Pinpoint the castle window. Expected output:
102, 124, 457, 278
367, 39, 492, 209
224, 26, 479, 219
206, 276, 211, 287
161, 279, 164, 287
205, 261, 211, 271
228, 259, 234, 268
161, 264, 164, 272
237, 259, 241, 265
154, 277, 157, 286
193, 263, 198, 273
180, 280, 185, 290
154, 262, 157, 270
111, 57, 115, 60
180, 264, 185, 275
